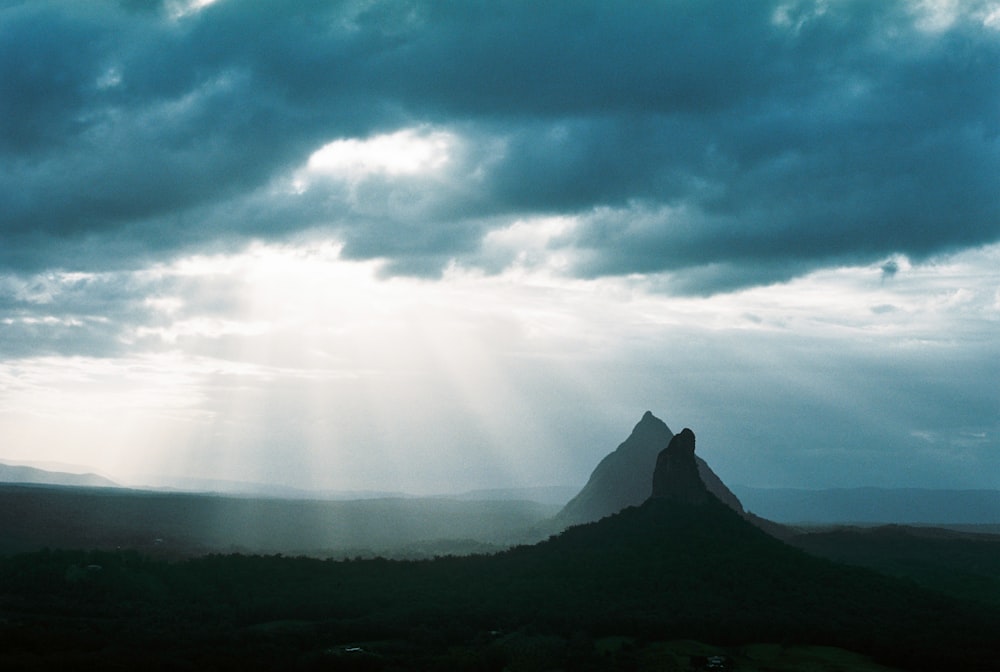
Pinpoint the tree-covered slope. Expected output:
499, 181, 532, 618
790, 524, 1000, 608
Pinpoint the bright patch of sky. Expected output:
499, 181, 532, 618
306, 128, 455, 179
166, 0, 220, 20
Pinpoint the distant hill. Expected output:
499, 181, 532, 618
789, 524, 1000, 609
451, 485, 578, 506
130, 473, 410, 499
137, 478, 574, 505
0, 463, 118, 489
735, 486, 1000, 524
554, 411, 745, 528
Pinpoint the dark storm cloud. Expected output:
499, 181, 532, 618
2, 0, 999, 292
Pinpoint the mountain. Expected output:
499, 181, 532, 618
0, 463, 118, 489
140, 477, 410, 501
554, 411, 743, 527
650, 427, 709, 503
492, 428, 1000, 670
451, 485, 577, 506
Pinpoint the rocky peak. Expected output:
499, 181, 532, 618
553, 411, 673, 527
554, 413, 752, 529
650, 428, 710, 504
632, 410, 670, 438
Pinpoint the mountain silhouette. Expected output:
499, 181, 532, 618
496, 427, 1000, 671
651, 427, 710, 503
555, 411, 743, 527
0, 463, 118, 489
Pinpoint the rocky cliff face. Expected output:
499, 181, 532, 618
647, 427, 789, 538
650, 428, 710, 504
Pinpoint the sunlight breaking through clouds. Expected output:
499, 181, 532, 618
3, 240, 1000, 491
2, 0, 1000, 495
296, 127, 457, 190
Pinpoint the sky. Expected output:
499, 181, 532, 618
1, 0, 999, 495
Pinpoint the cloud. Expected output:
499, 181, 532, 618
2, 0, 999, 293
2, 238, 999, 490
0, 269, 154, 358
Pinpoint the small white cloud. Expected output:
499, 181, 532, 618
480, 216, 577, 273
96, 67, 122, 90
771, 0, 829, 33
913, 0, 956, 31
19, 316, 83, 327
134, 318, 271, 344
901, 0, 1000, 35
982, 3, 1000, 29
303, 127, 456, 182
166, 0, 220, 20
144, 296, 184, 316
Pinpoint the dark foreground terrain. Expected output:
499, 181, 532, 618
788, 523, 1000, 609
3, 496, 1000, 671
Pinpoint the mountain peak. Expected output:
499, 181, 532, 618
630, 410, 671, 438
554, 412, 674, 527
650, 428, 710, 504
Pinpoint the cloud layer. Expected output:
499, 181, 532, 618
2, 1, 1000, 494
3, 0, 999, 292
